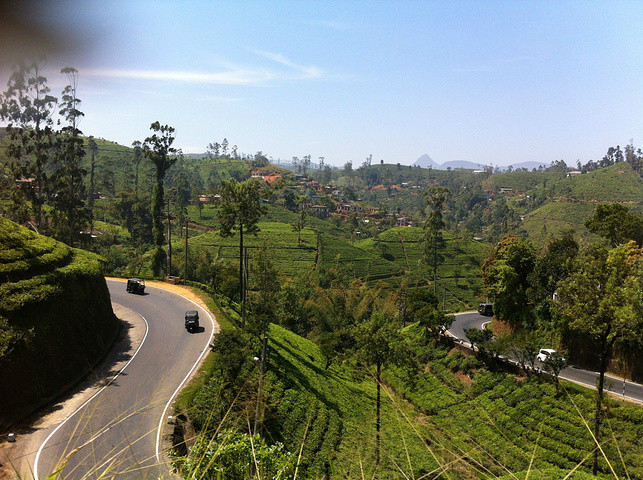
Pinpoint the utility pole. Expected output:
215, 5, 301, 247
242, 246, 248, 327
184, 221, 188, 285
167, 196, 172, 276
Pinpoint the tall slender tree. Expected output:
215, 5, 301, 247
482, 235, 537, 326
87, 136, 98, 213
217, 178, 268, 324
50, 67, 90, 246
0, 61, 57, 230
422, 186, 450, 291
143, 122, 177, 276
353, 309, 408, 465
131, 140, 142, 196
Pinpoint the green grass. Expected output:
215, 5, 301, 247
318, 231, 403, 280
485, 163, 643, 205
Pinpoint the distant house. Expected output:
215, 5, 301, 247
310, 205, 329, 218
498, 187, 513, 194
251, 171, 282, 183
566, 171, 582, 178
15, 177, 35, 187
200, 194, 221, 203
263, 174, 282, 183
336, 204, 363, 214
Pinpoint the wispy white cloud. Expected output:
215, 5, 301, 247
249, 49, 324, 79
83, 66, 275, 85
83, 51, 325, 85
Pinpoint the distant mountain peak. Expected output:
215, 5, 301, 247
414, 154, 439, 169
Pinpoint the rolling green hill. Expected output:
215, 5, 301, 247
486, 163, 643, 204
520, 201, 600, 245
566, 163, 643, 202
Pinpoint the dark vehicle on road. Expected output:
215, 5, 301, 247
185, 310, 199, 332
126, 278, 146, 294
478, 303, 493, 316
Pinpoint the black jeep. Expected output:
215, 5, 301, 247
478, 303, 493, 316
126, 278, 146, 294
185, 310, 200, 332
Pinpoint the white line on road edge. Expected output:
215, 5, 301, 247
155, 292, 216, 463
34, 311, 150, 479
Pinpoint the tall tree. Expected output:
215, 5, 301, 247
530, 233, 579, 327
247, 240, 281, 337
0, 61, 57, 230
353, 309, 408, 465
207, 141, 220, 159
221, 137, 229, 157
174, 171, 191, 237
482, 235, 537, 326
624, 141, 643, 173
291, 201, 309, 246
556, 241, 643, 475
217, 178, 268, 323
87, 136, 98, 213
585, 203, 643, 248
131, 140, 142, 196
50, 67, 90, 246
422, 186, 451, 291
142, 121, 177, 276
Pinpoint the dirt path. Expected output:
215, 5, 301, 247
0, 278, 218, 480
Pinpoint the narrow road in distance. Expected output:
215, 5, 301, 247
449, 311, 643, 404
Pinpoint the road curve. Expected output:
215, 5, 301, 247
33, 279, 216, 479
449, 311, 643, 404
447, 311, 491, 344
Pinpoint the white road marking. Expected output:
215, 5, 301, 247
34, 311, 150, 479
154, 292, 216, 463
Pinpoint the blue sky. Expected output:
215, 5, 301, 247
1, 0, 642, 167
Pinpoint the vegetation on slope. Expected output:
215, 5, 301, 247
0, 217, 119, 427
176, 316, 643, 479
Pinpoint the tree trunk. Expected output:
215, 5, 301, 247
593, 334, 611, 475
376, 360, 381, 465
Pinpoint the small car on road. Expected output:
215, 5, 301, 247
126, 278, 146, 294
536, 348, 564, 362
185, 310, 200, 332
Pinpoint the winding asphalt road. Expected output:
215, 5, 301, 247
449, 311, 643, 404
32, 279, 216, 479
